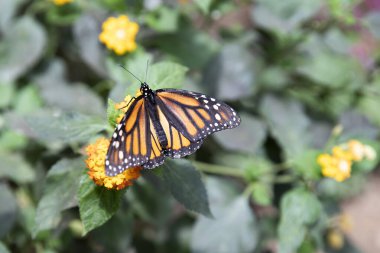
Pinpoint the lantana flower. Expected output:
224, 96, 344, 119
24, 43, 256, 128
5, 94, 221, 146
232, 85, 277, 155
317, 139, 376, 182
52, 0, 73, 6
85, 138, 141, 190
84, 95, 142, 190
99, 15, 139, 55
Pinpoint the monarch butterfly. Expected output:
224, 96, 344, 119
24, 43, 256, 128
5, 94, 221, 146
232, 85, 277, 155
105, 82, 241, 176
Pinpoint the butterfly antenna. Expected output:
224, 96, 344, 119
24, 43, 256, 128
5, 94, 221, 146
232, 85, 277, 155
144, 59, 150, 83
119, 65, 143, 83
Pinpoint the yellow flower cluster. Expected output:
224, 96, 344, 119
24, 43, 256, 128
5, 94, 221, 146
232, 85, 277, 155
52, 0, 73, 6
99, 15, 139, 55
85, 138, 142, 190
317, 140, 376, 182
84, 94, 145, 190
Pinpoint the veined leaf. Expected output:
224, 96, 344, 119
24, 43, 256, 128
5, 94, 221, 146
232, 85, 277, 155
0, 152, 35, 183
0, 16, 46, 82
78, 176, 125, 234
24, 110, 106, 145
163, 159, 211, 217
191, 177, 256, 252
0, 183, 17, 238
278, 188, 322, 253
33, 158, 84, 237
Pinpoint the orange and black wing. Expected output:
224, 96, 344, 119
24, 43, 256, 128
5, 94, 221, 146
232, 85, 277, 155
105, 97, 164, 176
155, 89, 240, 158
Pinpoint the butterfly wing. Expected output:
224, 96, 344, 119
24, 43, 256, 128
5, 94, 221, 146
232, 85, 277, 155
105, 97, 164, 176
155, 89, 240, 158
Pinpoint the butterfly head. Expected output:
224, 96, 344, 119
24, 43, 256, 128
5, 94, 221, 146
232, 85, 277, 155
140, 82, 152, 98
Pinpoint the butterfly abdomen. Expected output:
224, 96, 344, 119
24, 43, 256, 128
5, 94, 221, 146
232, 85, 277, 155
154, 121, 168, 148
145, 93, 168, 149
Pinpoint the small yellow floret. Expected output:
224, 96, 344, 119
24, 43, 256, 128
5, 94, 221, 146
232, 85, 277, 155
52, 0, 73, 5
85, 138, 141, 190
317, 139, 377, 182
99, 15, 139, 55
327, 229, 344, 250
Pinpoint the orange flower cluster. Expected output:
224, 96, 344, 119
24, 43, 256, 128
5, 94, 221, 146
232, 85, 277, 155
85, 138, 141, 190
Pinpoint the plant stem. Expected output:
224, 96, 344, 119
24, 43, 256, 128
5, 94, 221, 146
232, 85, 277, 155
193, 161, 245, 178
274, 174, 296, 184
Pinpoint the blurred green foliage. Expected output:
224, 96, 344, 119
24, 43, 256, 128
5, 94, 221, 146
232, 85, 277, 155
1, 0, 380, 253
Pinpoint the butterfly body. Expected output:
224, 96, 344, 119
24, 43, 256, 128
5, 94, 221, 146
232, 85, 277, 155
105, 82, 240, 176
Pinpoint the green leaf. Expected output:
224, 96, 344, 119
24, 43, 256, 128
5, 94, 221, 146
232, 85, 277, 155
0, 130, 28, 151
155, 27, 219, 69
0, 152, 35, 183
127, 179, 172, 227
15, 189, 36, 236
252, 0, 322, 34
147, 62, 188, 90
202, 44, 257, 100
339, 111, 379, 140
358, 84, 380, 127
251, 183, 272, 206
0, 16, 46, 82
0, 241, 11, 253
107, 99, 121, 128
365, 12, 380, 39
78, 176, 125, 234
0, 183, 17, 238
194, 0, 213, 14
13, 84, 43, 114
191, 196, 257, 253
145, 6, 179, 32
107, 53, 188, 101
297, 53, 363, 88
278, 189, 322, 253
33, 158, 84, 237
0, 84, 14, 108
328, 0, 357, 25
107, 50, 151, 101
292, 150, 322, 180
278, 188, 322, 253
214, 113, 266, 153
90, 211, 133, 251
260, 95, 311, 159
163, 159, 211, 217
24, 110, 106, 145
0, 0, 27, 32
260, 67, 289, 90
73, 14, 107, 76
34, 59, 105, 116
317, 175, 366, 200
323, 28, 353, 54
46, 3, 80, 25
243, 156, 273, 181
